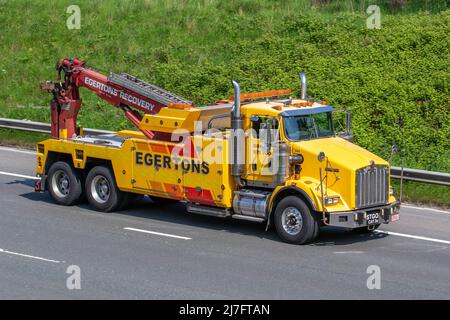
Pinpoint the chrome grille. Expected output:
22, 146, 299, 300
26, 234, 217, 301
355, 165, 389, 208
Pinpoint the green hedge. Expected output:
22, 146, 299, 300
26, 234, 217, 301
0, 0, 448, 172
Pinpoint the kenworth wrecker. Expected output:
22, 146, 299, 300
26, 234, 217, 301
35, 58, 400, 244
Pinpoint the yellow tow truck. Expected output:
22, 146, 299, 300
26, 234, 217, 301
35, 58, 400, 244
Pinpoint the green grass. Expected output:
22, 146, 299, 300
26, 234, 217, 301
0, 129, 48, 148
0, 0, 448, 205
392, 180, 450, 208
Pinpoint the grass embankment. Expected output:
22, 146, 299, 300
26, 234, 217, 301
0, 0, 448, 205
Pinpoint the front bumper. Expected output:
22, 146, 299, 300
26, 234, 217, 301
327, 201, 400, 229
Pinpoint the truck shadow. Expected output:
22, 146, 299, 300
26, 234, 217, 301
311, 227, 388, 246
21, 192, 389, 246
6, 179, 36, 188
122, 197, 283, 242
119, 198, 390, 246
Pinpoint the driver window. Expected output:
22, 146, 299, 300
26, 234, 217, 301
251, 117, 279, 139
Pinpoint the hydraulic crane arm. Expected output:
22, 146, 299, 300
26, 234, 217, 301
41, 58, 192, 139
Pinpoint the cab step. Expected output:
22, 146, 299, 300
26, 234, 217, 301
186, 204, 232, 218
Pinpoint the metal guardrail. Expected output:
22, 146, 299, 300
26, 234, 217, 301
1, 118, 449, 186
0, 118, 113, 136
391, 167, 450, 186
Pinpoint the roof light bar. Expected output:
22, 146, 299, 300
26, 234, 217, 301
167, 103, 193, 109
229, 89, 292, 102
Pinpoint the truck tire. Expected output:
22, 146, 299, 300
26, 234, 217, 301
47, 161, 83, 206
274, 196, 317, 244
85, 166, 124, 212
311, 213, 321, 239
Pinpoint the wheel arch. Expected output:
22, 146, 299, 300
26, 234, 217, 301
84, 157, 113, 173
45, 153, 114, 185
271, 186, 316, 211
44, 151, 73, 175
267, 186, 317, 229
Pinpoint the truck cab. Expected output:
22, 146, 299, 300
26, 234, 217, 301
237, 98, 400, 240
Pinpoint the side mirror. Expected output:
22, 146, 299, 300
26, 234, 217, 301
318, 151, 326, 162
391, 144, 398, 154
333, 109, 353, 141
345, 110, 352, 138
261, 123, 272, 154
388, 144, 399, 165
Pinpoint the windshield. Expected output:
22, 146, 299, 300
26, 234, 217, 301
283, 112, 334, 141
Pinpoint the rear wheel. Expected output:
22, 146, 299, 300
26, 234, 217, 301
274, 196, 317, 244
47, 161, 83, 206
85, 166, 124, 212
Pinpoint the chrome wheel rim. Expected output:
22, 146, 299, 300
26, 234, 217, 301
91, 175, 110, 204
51, 170, 70, 198
281, 207, 303, 235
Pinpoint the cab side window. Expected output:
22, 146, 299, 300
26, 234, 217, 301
251, 117, 279, 139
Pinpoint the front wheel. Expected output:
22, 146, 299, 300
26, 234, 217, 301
85, 166, 124, 212
273, 196, 318, 244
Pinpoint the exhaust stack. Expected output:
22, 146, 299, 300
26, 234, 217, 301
231, 80, 244, 185
232, 80, 241, 120
300, 72, 307, 100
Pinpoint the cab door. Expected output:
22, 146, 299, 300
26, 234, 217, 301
245, 116, 280, 187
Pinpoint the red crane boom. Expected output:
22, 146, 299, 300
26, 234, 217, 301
41, 58, 193, 140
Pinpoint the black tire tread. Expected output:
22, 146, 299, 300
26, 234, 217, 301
85, 166, 123, 212
47, 161, 82, 206
274, 196, 317, 244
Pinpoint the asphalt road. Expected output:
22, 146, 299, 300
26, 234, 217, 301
0, 146, 449, 299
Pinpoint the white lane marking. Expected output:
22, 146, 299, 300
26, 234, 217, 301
124, 227, 192, 240
0, 171, 39, 180
0, 248, 61, 264
334, 251, 364, 254
375, 230, 450, 245
0, 146, 35, 155
401, 205, 449, 214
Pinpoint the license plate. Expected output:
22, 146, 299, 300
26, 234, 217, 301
366, 211, 380, 225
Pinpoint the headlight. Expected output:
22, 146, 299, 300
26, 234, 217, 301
324, 196, 340, 205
